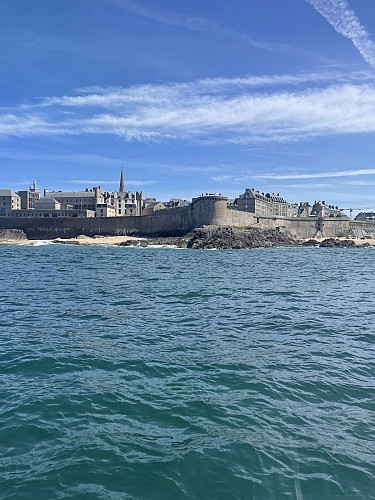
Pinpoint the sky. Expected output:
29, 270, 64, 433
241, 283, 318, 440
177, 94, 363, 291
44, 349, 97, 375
1, 0, 375, 211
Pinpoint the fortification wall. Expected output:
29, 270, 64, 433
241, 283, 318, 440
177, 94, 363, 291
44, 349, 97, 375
350, 220, 375, 230
0, 205, 195, 239
192, 195, 228, 226
281, 217, 350, 238
0, 195, 351, 239
224, 207, 350, 238
225, 209, 257, 227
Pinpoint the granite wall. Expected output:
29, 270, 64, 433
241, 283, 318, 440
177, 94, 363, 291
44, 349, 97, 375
0, 195, 351, 239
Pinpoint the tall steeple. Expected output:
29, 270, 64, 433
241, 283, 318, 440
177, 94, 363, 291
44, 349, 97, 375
119, 166, 125, 192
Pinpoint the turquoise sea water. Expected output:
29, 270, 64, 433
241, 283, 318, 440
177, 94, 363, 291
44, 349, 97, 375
0, 244, 374, 499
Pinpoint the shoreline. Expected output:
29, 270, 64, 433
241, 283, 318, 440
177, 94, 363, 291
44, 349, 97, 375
1, 234, 375, 248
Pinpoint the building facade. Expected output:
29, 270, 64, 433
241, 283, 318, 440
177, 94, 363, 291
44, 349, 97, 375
17, 180, 40, 209
102, 168, 143, 216
354, 212, 375, 222
233, 188, 289, 216
0, 190, 21, 216
142, 201, 166, 215
96, 204, 116, 217
44, 186, 103, 211
9, 208, 95, 218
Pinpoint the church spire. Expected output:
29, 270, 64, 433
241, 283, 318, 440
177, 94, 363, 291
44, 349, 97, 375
119, 166, 125, 192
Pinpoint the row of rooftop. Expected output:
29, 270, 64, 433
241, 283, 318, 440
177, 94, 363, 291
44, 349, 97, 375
0, 169, 371, 221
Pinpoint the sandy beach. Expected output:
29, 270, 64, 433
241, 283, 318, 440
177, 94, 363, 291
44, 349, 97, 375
350, 237, 375, 246
0, 235, 146, 246
52, 235, 146, 245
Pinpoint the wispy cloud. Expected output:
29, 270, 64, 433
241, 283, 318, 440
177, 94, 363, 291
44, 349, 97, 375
66, 179, 119, 185
0, 148, 121, 166
255, 168, 375, 180
213, 168, 375, 184
0, 181, 31, 188
280, 183, 334, 189
342, 180, 375, 186
40, 70, 373, 109
306, 0, 375, 68
67, 179, 158, 186
2, 72, 375, 144
212, 174, 249, 183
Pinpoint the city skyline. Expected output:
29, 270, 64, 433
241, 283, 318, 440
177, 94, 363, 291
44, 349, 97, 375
1, 0, 375, 210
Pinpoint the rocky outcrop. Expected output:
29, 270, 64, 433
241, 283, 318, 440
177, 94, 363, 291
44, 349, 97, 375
186, 225, 298, 250
302, 239, 320, 247
302, 238, 357, 248
117, 236, 190, 248
113, 226, 298, 249
318, 238, 356, 248
0, 229, 27, 241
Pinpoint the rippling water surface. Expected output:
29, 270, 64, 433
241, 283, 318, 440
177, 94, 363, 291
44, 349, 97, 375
0, 244, 374, 499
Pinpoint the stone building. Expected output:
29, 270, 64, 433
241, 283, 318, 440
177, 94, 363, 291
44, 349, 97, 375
44, 186, 103, 211
165, 198, 190, 209
295, 202, 311, 217
34, 197, 61, 210
142, 201, 166, 215
17, 180, 40, 209
354, 212, 375, 222
96, 203, 116, 217
9, 209, 95, 218
8, 196, 95, 218
0, 189, 21, 216
310, 201, 346, 218
233, 188, 288, 216
103, 168, 143, 216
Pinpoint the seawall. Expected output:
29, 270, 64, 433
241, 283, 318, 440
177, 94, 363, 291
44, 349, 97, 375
0, 195, 352, 239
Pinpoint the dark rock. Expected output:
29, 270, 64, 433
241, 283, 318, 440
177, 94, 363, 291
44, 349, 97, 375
319, 238, 355, 248
186, 225, 298, 250
117, 240, 149, 247
145, 236, 189, 248
0, 229, 27, 240
302, 239, 319, 247
52, 238, 81, 245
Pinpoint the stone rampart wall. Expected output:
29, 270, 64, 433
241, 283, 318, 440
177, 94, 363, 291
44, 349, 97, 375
226, 208, 350, 238
0, 195, 351, 239
0, 205, 194, 239
281, 217, 350, 238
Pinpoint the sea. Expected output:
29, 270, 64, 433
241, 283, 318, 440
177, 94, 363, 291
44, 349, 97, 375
0, 243, 374, 499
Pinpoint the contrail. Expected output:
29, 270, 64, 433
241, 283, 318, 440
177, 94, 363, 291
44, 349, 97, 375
306, 0, 375, 68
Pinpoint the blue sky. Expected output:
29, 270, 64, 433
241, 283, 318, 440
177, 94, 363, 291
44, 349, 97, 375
2, 0, 375, 210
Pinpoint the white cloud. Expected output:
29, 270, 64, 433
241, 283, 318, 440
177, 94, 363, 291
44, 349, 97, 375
306, 0, 375, 68
0, 149, 121, 165
67, 179, 157, 186
280, 183, 334, 189
3, 74, 375, 144
39, 70, 374, 110
213, 169, 375, 187
255, 168, 375, 180
343, 180, 375, 186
